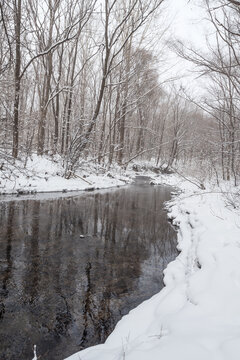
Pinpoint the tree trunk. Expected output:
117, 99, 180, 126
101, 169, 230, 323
12, 0, 21, 158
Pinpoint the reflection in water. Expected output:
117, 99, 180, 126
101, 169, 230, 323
0, 183, 177, 360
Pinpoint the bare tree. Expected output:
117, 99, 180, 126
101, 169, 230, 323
64, 0, 165, 177
169, 0, 240, 184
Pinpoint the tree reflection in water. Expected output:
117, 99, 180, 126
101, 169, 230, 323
0, 183, 178, 360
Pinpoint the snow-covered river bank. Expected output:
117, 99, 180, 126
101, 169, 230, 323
0, 155, 130, 195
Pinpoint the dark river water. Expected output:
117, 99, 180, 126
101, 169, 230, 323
0, 178, 177, 360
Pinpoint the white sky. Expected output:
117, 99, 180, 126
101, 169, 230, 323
163, 0, 212, 94
169, 0, 208, 49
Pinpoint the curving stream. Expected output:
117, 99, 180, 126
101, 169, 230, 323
0, 177, 178, 360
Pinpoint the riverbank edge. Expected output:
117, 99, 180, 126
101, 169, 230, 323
0, 154, 136, 196
65, 173, 240, 360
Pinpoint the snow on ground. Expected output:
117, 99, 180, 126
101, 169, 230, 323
0, 155, 131, 195
66, 173, 240, 360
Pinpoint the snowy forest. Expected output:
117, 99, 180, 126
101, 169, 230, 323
0, 0, 239, 186
1, 1, 240, 360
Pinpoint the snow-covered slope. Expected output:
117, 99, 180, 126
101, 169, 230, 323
66, 175, 240, 360
0, 155, 130, 194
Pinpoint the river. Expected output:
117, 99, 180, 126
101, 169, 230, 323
0, 178, 177, 359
